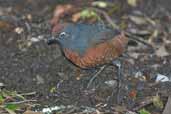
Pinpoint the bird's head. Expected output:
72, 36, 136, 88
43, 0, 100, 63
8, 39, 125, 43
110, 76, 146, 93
47, 23, 79, 48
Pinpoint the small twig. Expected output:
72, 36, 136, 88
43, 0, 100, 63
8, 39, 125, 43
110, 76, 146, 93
163, 96, 171, 114
87, 65, 106, 88
65, 106, 78, 114
5, 100, 37, 105
125, 32, 155, 51
25, 22, 31, 33
132, 97, 153, 111
19, 91, 36, 96
89, 7, 119, 29
116, 61, 122, 104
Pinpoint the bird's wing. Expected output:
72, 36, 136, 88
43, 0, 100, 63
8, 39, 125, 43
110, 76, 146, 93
68, 23, 121, 56
88, 29, 120, 47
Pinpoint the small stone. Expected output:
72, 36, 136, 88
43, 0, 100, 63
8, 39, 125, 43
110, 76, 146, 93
155, 74, 170, 83
14, 27, 24, 34
105, 80, 117, 87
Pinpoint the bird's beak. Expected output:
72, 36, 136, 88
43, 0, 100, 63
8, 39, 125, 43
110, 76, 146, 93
47, 36, 58, 45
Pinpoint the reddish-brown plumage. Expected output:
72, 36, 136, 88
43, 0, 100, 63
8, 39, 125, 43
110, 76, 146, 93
63, 32, 128, 68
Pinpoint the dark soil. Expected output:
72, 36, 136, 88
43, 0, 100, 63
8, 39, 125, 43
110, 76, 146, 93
0, 0, 171, 113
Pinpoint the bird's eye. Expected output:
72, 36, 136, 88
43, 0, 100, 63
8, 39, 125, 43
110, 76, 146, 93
59, 32, 67, 38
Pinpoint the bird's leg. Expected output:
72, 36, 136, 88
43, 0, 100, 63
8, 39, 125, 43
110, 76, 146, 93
87, 65, 106, 89
114, 60, 122, 104
108, 60, 122, 104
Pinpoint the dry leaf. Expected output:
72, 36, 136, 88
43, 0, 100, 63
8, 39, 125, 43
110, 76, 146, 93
114, 105, 127, 113
72, 12, 81, 22
51, 23, 67, 33
152, 95, 164, 109
129, 29, 151, 35
163, 96, 171, 114
23, 110, 43, 114
155, 46, 169, 57
129, 15, 147, 25
14, 27, 24, 34
127, 0, 138, 7
129, 89, 137, 98
92, 1, 108, 8
50, 4, 74, 25
0, 20, 11, 30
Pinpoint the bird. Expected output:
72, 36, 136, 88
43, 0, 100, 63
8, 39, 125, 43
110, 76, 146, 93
47, 23, 128, 69
47, 23, 128, 104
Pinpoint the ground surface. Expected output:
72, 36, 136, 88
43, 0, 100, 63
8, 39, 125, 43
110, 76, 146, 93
0, 0, 171, 114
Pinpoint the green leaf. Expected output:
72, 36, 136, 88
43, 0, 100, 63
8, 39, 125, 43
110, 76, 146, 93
50, 87, 57, 93
80, 9, 99, 20
92, 1, 108, 8
127, 0, 138, 7
5, 104, 18, 111
139, 109, 151, 114
152, 95, 164, 109
0, 95, 4, 103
